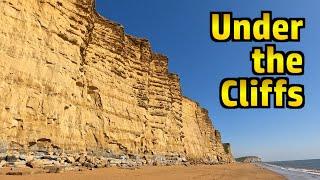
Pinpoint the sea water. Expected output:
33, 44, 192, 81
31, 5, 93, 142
262, 159, 320, 180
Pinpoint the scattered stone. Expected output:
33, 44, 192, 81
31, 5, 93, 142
53, 161, 61, 167
0, 160, 6, 167
77, 156, 86, 164
19, 154, 34, 162
66, 156, 75, 164
0, 153, 6, 161
184, 162, 191, 167
109, 158, 122, 166
6, 172, 23, 176
13, 160, 27, 168
43, 155, 58, 161
44, 166, 63, 174
180, 157, 188, 162
27, 159, 45, 168
0, 151, 223, 174
6, 155, 18, 162
82, 162, 95, 169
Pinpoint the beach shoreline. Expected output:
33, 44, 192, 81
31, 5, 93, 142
0, 163, 285, 180
260, 163, 320, 180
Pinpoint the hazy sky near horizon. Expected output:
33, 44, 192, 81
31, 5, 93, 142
96, 0, 320, 161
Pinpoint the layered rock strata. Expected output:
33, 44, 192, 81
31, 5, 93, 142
0, 0, 233, 167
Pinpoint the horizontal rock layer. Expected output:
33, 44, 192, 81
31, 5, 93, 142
0, 0, 233, 163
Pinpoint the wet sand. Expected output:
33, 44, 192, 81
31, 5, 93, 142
0, 163, 285, 180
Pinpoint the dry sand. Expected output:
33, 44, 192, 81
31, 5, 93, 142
0, 163, 284, 180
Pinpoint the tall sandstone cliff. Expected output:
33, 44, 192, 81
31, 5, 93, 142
0, 0, 233, 163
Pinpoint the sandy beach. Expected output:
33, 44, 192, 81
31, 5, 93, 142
0, 163, 284, 180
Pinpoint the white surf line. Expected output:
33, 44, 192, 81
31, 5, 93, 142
259, 163, 320, 180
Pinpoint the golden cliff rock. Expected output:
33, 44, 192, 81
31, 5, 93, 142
0, 0, 233, 164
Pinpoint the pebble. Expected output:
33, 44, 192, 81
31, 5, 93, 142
0, 160, 6, 167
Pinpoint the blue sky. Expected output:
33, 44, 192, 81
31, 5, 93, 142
96, 0, 320, 161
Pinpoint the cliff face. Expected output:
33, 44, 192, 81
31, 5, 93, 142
0, 0, 233, 163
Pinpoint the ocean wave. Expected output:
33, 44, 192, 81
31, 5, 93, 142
264, 163, 320, 176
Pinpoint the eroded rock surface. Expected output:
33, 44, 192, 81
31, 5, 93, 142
0, 0, 233, 167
